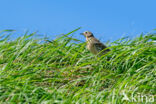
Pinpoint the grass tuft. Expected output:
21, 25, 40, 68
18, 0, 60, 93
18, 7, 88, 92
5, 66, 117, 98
0, 29, 155, 103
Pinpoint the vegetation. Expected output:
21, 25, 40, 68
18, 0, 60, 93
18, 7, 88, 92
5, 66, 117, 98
0, 28, 155, 103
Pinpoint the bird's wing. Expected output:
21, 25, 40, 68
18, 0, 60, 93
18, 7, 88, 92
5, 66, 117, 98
93, 42, 107, 52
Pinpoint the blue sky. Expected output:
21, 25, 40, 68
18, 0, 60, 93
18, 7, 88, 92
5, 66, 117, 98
0, 0, 156, 41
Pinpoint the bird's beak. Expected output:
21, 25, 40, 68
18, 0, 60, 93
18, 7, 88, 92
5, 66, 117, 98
80, 33, 84, 35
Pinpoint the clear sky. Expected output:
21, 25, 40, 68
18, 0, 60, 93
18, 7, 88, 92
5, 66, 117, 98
0, 0, 156, 41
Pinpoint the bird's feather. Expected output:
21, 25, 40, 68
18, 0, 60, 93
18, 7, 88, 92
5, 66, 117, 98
94, 42, 107, 52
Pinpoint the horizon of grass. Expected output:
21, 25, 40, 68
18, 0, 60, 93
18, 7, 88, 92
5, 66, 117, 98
0, 28, 155, 103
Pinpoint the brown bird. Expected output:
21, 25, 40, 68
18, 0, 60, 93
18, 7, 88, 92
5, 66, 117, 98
81, 31, 110, 56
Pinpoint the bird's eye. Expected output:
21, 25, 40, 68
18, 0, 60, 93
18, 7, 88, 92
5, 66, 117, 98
85, 32, 88, 34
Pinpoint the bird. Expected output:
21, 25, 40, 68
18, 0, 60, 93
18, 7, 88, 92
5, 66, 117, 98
81, 31, 110, 56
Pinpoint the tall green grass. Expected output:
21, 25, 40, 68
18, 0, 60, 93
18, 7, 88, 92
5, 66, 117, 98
0, 28, 155, 103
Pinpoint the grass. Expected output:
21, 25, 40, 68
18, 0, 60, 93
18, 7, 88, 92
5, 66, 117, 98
0, 28, 155, 104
